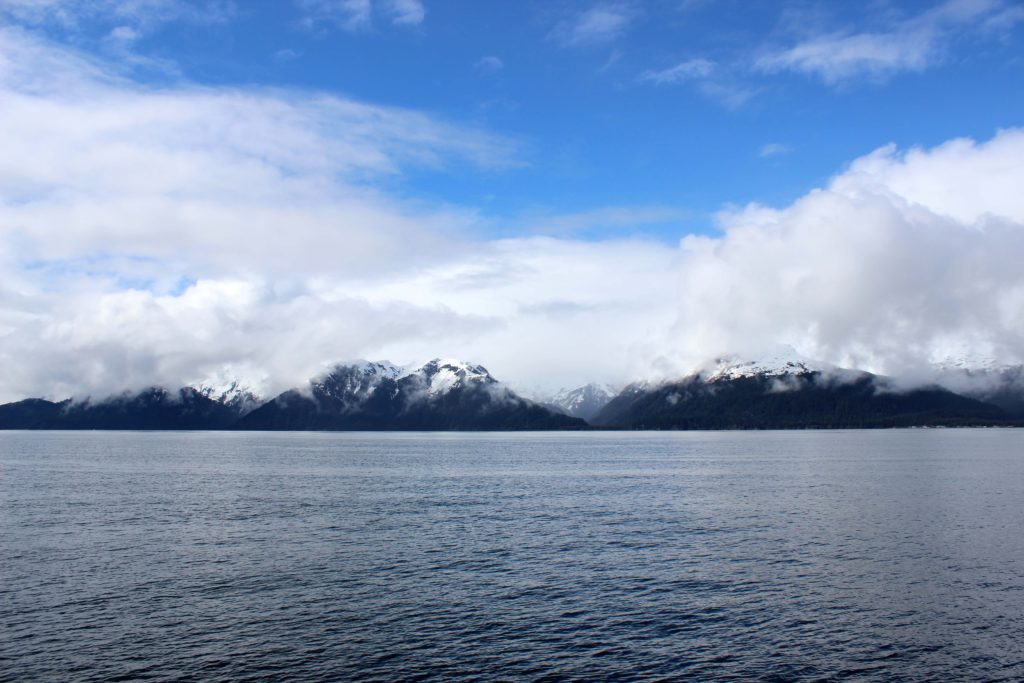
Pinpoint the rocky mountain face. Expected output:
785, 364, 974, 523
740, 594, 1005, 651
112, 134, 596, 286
592, 356, 1017, 429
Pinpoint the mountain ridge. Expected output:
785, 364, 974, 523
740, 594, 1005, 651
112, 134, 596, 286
2, 354, 1023, 431
0, 359, 584, 431
592, 357, 1018, 429
237, 358, 583, 431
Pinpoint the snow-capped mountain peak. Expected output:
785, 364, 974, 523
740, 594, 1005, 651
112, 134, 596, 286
192, 379, 264, 416
351, 360, 404, 378
306, 357, 500, 404
312, 360, 404, 401
697, 350, 835, 382
415, 358, 495, 396
547, 383, 616, 420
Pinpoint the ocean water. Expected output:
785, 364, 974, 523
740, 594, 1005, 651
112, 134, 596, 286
2, 430, 1024, 681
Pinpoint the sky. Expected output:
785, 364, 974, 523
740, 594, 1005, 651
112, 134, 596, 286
1, 0, 1023, 401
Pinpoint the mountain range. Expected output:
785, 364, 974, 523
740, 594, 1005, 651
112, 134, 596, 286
589, 356, 1022, 429
0, 359, 585, 431
235, 359, 584, 430
1, 354, 1022, 431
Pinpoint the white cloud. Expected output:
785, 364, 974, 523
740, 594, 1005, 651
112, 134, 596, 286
756, 0, 1023, 84
384, 0, 424, 26
639, 58, 714, 84
0, 279, 499, 402
345, 237, 682, 394
759, 142, 791, 158
475, 55, 504, 73
518, 206, 686, 237
297, 0, 371, 31
0, 29, 513, 397
757, 30, 935, 83
550, 3, 633, 47
273, 48, 300, 61
695, 81, 756, 110
107, 25, 140, 43
1, 17, 1023, 405
670, 128, 1024, 377
638, 58, 754, 109
296, 0, 425, 31
0, 1, 233, 77
0, 238, 683, 402
0, 28, 682, 401
0, 0, 234, 31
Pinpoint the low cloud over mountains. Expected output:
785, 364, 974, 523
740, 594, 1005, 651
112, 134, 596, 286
1, 29, 1023, 402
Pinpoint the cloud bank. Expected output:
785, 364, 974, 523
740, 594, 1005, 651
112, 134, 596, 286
0, 28, 680, 401
673, 129, 1024, 377
0, 24, 1022, 403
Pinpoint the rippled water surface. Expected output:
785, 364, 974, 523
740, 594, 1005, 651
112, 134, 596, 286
3, 430, 1024, 681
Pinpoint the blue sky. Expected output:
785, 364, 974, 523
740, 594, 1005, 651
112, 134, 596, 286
1, 0, 1024, 399
10, 0, 1024, 239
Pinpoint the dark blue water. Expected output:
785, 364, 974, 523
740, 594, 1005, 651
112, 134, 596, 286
2, 430, 1024, 681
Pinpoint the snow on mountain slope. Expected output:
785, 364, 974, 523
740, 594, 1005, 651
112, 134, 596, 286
547, 383, 616, 420
311, 360, 404, 402
320, 360, 404, 382
413, 358, 496, 396
307, 358, 503, 406
697, 350, 837, 382
192, 380, 263, 416
232, 357, 585, 430
352, 360, 405, 378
